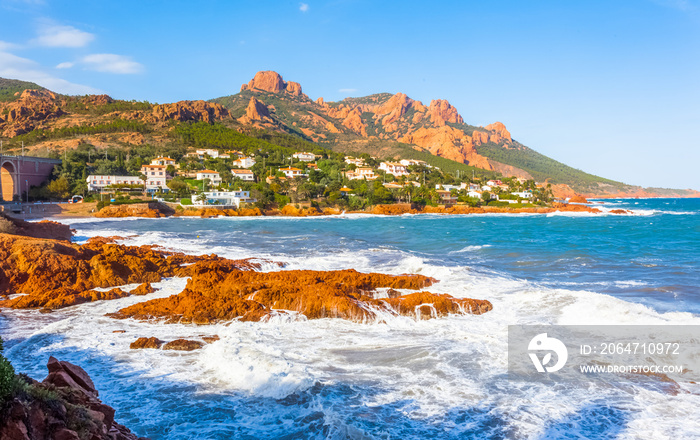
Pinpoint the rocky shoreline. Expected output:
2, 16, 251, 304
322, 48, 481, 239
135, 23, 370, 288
0, 212, 493, 438
0, 214, 492, 322
81, 200, 610, 219
1, 357, 148, 440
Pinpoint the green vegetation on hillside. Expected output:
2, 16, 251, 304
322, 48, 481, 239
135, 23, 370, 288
0, 78, 44, 102
60, 97, 153, 115
475, 141, 624, 190
174, 122, 297, 155
8, 119, 151, 146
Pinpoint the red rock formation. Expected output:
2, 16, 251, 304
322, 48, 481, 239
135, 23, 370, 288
383, 291, 492, 317
163, 339, 205, 351
130, 337, 164, 349
485, 122, 512, 143
149, 100, 230, 123
0, 89, 64, 137
286, 81, 303, 96
240, 71, 308, 99
110, 265, 491, 324
0, 213, 73, 241
0, 233, 257, 310
82, 94, 115, 107
95, 202, 175, 218
569, 195, 589, 203
130, 282, 156, 295
427, 99, 464, 126
0, 356, 147, 439
245, 97, 271, 121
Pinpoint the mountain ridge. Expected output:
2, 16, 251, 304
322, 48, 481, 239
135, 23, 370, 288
1, 74, 697, 198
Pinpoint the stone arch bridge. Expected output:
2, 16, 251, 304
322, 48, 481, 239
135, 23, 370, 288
0, 155, 62, 201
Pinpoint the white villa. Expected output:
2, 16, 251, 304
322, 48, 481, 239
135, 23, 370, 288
379, 162, 409, 177
511, 190, 533, 199
232, 157, 256, 168
293, 152, 316, 162
344, 157, 366, 167
196, 170, 222, 186
150, 157, 177, 166
140, 164, 170, 191
345, 167, 377, 180
87, 175, 144, 192
193, 190, 256, 208
436, 184, 462, 191
231, 169, 255, 181
279, 167, 305, 178
399, 159, 429, 168
196, 149, 219, 158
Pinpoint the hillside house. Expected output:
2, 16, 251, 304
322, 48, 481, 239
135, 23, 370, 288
279, 167, 305, 179
292, 152, 316, 162
150, 157, 177, 166
379, 162, 409, 177
140, 164, 171, 191
196, 170, 222, 186
87, 175, 144, 192
344, 167, 377, 180
194, 190, 255, 208
232, 157, 256, 168
230, 169, 255, 181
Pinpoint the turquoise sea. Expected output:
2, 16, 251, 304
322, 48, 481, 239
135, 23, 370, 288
2, 198, 699, 439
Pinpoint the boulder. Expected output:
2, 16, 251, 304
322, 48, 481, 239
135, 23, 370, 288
130, 282, 156, 296
130, 337, 164, 349
163, 339, 205, 351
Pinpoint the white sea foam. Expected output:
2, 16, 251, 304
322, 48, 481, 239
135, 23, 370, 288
2, 215, 699, 439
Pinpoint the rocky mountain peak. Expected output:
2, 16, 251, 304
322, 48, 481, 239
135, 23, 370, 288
240, 70, 306, 98
485, 121, 512, 143
428, 99, 464, 126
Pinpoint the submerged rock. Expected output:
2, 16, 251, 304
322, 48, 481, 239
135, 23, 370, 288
162, 339, 204, 351
130, 337, 164, 349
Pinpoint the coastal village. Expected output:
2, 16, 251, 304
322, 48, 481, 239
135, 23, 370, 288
78, 147, 548, 213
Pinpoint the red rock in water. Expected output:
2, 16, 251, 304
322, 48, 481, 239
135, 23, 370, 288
163, 339, 205, 351
569, 195, 589, 203
111, 265, 491, 323
130, 337, 164, 349
130, 282, 156, 296
0, 232, 258, 310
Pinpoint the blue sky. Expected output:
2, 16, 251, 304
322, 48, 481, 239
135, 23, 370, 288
1, 0, 698, 190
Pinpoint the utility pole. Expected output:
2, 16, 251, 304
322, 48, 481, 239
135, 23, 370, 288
22, 142, 24, 156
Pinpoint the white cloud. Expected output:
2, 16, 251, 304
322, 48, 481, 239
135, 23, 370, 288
299, 3, 309, 12
55, 61, 74, 69
651, 0, 697, 11
0, 50, 101, 95
32, 23, 95, 48
0, 40, 19, 51
339, 88, 358, 93
81, 54, 143, 74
